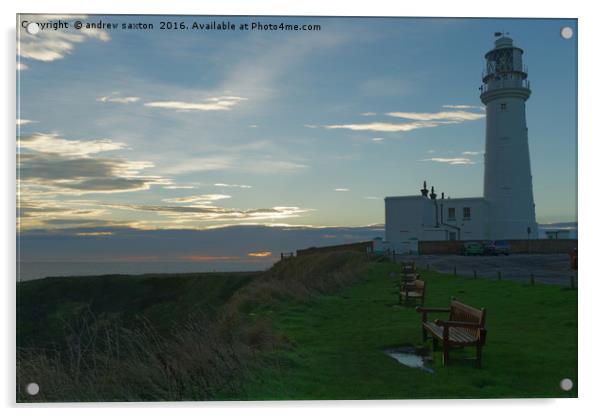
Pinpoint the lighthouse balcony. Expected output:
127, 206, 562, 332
480, 78, 530, 94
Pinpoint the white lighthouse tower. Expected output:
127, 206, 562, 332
480, 34, 538, 240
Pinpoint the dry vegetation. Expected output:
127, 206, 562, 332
17, 251, 372, 402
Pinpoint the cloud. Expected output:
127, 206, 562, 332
334, 188, 350, 192
19, 153, 159, 193
325, 108, 485, 134
162, 194, 232, 205
103, 202, 310, 223
19, 133, 128, 157
214, 183, 252, 189
361, 112, 376, 116
248, 251, 273, 257
325, 121, 440, 132
144, 96, 247, 111
386, 110, 485, 122
363, 196, 380, 200
76, 231, 113, 236
17, 62, 28, 71
442, 105, 485, 110
18, 133, 163, 196
18, 15, 110, 62
371, 137, 385, 142
17, 119, 36, 126
163, 185, 196, 189
97, 94, 140, 104
462, 151, 482, 156
420, 157, 476, 165
180, 255, 240, 262
163, 157, 307, 175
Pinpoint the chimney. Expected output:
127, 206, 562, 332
430, 186, 437, 200
420, 181, 429, 197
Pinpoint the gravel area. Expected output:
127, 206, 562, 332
394, 254, 577, 286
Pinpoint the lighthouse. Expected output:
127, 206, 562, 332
480, 35, 538, 240
384, 34, 540, 251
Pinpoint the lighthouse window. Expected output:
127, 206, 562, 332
501, 103, 507, 111
463, 207, 471, 219
447, 207, 456, 220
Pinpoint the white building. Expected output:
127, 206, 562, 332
385, 35, 538, 252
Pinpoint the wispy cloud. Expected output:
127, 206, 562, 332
361, 112, 376, 116
162, 194, 232, 205
104, 202, 310, 223
363, 196, 380, 200
16, 119, 36, 126
326, 107, 485, 133
442, 104, 485, 110
371, 137, 385, 142
334, 188, 350, 192
162, 156, 307, 175
17, 62, 28, 71
420, 157, 476, 165
18, 15, 110, 62
144, 96, 247, 111
386, 110, 485, 122
19, 133, 127, 157
180, 255, 240, 262
248, 251, 273, 257
97, 94, 140, 104
76, 231, 113, 236
163, 185, 196, 189
325, 121, 440, 133
462, 151, 482, 156
214, 183, 252, 189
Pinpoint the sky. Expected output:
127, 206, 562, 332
16, 15, 577, 269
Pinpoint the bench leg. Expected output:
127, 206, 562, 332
442, 342, 450, 366
475, 344, 482, 369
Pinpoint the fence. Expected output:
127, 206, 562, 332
296, 241, 374, 257
418, 239, 577, 255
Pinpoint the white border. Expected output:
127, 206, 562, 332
3, 0, 600, 414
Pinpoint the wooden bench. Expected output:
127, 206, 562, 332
416, 298, 487, 368
400, 261, 416, 275
399, 279, 425, 307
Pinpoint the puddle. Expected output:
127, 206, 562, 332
384, 346, 434, 373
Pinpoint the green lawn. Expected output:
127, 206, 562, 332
241, 261, 577, 399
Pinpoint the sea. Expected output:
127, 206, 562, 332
17, 261, 273, 281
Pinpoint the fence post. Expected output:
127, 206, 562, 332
530, 273, 535, 285
453, 267, 457, 276
497, 270, 502, 281
473, 270, 477, 279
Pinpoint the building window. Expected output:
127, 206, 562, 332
447, 207, 456, 221
463, 207, 471, 219
501, 103, 507, 111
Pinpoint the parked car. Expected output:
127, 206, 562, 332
484, 240, 511, 256
463, 241, 485, 256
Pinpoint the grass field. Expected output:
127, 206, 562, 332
17, 254, 577, 401
241, 261, 578, 399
